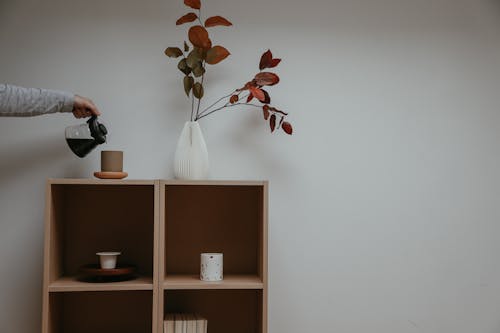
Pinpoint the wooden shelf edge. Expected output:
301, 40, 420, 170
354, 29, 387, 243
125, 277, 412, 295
47, 179, 268, 186
48, 178, 155, 185
48, 276, 153, 292
162, 180, 267, 186
163, 275, 264, 290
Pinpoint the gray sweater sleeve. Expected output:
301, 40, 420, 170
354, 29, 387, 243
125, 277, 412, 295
0, 84, 74, 117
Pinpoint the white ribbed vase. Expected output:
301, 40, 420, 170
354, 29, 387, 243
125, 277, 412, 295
174, 121, 209, 179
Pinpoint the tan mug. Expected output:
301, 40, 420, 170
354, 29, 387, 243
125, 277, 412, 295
101, 151, 123, 172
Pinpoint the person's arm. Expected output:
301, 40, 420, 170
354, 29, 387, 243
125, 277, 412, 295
0, 84, 74, 117
0, 84, 101, 118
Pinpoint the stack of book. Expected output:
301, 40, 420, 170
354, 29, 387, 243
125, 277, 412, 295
164, 313, 207, 333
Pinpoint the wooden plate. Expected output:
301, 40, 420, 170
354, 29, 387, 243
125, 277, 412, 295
78, 264, 136, 282
94, 171, 128, 179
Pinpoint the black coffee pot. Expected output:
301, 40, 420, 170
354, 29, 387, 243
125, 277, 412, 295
65, 116, 108, 158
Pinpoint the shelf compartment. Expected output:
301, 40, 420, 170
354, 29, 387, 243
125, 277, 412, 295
47, 184, 155, 284
49, 275, 153, 292
164, 274, 263, 290
48, 291, 152, 333
164, 289, 262, 333
164, 184, 265, 278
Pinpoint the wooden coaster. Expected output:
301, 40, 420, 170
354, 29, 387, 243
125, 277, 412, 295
94, 171, 128, 179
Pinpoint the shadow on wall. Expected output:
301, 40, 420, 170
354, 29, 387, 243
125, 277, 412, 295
0, 135, 91, 184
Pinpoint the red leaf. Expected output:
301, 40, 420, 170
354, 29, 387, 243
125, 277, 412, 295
268, 106, 288, 116
270, 58, 281, 68
263, 105, 270, 120
184, 0, 200, 10
270, 114, 276, 132
205, 16, 232, 27
249, 86, 265, 102
254, 72, 280, 86
176, 12, 198, 25
259, 49, 272, 70
237, 81, 253, 92
261, 89, 271, 104
247, 94, 254, 103
230, 95, 239, 104
188, 25, 212, 50
282, 121, 293, 135
206, 45, 230, 65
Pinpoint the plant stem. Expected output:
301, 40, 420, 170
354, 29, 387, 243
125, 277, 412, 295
197, 8, 203, 25
194, 61, 206, 120
197, 90, 237, 118
190, 91, 194, 121
197, 99, 261, 120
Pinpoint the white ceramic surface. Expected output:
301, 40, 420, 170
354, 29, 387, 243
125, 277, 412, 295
200, 253, 223, 281
96, 252, 121, 269
174, 121, 209, 179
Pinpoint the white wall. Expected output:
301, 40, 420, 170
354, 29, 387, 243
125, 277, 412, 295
2, 0, 500, 332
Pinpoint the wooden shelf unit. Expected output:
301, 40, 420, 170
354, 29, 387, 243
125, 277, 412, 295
42, 179, 267, 333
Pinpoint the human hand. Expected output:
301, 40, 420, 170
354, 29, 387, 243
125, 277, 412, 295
72, 95, 101, 118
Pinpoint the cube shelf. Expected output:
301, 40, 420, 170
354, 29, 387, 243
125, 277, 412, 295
164, 290, 262, 333
48, 291, 152, 333
42, 179, 267, 333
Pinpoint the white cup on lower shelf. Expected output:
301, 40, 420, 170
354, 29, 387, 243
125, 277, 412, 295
200, 253, 223, 281
96, 252, 121, 269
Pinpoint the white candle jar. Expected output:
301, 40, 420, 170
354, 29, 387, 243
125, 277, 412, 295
200, 253, 223, 281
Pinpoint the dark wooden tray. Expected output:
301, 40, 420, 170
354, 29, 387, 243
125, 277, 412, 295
78, 264, 136, 282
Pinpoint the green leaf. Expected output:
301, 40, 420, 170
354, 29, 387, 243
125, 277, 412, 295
193, 82, 204, 99
177, 58, 191, 75
183, 76, 194, 97
164, 47, 183, 58
184, 41, 189, 52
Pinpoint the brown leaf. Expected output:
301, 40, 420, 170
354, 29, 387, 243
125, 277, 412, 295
193, 82, 204, 99
176, 12, 198, 25
177, 58, 191, 75
247, 94, 254, 103
205, 16, 233, 27
184, 41, 190, 52
183, 76, 194, 96
186, 48, 203, 68
184, 0, 200, 10
262, 105, 270, 120
270, 58, 281, 68
206, 45, 230, 65
261, 89, 271, 104
192, 63, 205, 77
254, 72, 280, 86
188, 25, 212, 50
249, 86, 265, 102
259, 49, 272, 70
230, 95, 239, 104
165, 47, 183, 58
282, 121, 293, 135
270, 114, 276, 132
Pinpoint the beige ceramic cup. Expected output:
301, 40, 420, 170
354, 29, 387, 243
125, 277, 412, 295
101, 151, 123, 172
